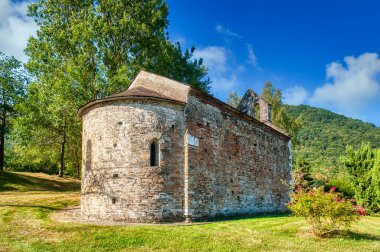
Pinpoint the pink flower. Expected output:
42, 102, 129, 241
338, 199, 343, 203
309, 191, 313, 196
330, 186, 336, 192
353, 206, 366, 216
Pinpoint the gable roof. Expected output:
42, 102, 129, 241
77, 70, 290, 139
77, 71, 190, 117
109, 71, 190, 104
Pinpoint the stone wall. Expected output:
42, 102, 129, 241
185, 94, 291, 220
80, 92, 291, 223
81, 98, 186, 222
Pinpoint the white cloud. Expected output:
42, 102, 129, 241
215, 25, 241, 39
212, 75, 238, 92
193, 46, 243, 93
310, 53, 380, 114
283, 86, 308, 105
247, 44, 258, 69
0, 0, 37, 62
193, 46, 228, 74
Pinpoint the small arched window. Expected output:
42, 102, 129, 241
150, 140, 159, 166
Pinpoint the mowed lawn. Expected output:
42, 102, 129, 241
0, 171, 379, 252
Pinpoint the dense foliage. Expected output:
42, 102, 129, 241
340, 144, 380, 212
0, 52, 28, 171
292, 155, 313, 190
286, 105, 380, 175
326, 178, 355, 199
261, 82, 301, 140
288, 186, 364, 236
226, 91, 241, 108
6, 0, 210, 177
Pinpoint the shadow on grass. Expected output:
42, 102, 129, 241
340, 230, 380, 241
0, 204, 60, 211
0, 171, 80, 192
197, 212, 291, 223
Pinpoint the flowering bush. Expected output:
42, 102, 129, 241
288, 186, 365, 237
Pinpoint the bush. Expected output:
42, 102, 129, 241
326, 179, 355, 199
288, 186, 365, 237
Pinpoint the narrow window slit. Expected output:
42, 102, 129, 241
150, 140, 159, 166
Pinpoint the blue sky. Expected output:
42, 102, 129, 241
167, 0, 380, 126
0, 0, 379, 126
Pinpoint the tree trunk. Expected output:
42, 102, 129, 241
58, 130, 67, 177
0, 109, 6, 171
0, 129, 4, 171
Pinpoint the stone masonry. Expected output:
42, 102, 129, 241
78, 71, 292, 223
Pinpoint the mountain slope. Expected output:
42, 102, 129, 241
285, 105, 380, 175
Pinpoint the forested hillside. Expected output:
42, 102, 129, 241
286, 105, 380, 175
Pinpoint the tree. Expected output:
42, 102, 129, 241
340, 143, 380, 212
146, 42, 211, 93
226, 91, 241, 108
14, 81, 80, 177
18, 0, 210, 176
368, 149, 380, 211
261, 81, 302, 141
0, 52, 27, 171
26, 0, 210, 96
292, 154, 312, 190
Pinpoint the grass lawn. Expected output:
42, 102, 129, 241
0, 171, 379, 251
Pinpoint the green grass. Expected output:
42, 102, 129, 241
1, 171, 380, 251
0, 171, 80, 192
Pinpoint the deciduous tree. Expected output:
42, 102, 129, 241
0, 52, 27, 171
18, 0, 210, 176
261, 81, 302, 141
226, 91, 241, 108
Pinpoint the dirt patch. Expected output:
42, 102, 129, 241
297, 226, 317, 239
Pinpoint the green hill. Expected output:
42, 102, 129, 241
286, 105, 380, 175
